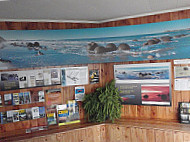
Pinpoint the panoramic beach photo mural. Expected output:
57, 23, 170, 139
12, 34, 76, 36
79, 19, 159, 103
1, 18, 190, 69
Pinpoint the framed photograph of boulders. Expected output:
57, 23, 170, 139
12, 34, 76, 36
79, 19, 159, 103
1, 18, 190, 70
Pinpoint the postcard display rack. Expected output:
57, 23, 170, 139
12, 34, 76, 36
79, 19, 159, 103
0, 66, 90, 134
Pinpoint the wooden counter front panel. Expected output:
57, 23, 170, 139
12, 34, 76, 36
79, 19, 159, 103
17, 125, 106, 142
15, 123, 190, 142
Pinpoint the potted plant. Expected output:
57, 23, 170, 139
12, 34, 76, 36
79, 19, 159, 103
82, 80, 123, 123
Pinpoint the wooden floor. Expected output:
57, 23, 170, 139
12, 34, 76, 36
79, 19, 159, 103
2, 118, 190, 142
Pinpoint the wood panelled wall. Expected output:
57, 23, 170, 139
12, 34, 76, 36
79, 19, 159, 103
1, 9, 190, 138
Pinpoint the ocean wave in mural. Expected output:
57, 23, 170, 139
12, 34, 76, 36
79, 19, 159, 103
1, 18, 190, 69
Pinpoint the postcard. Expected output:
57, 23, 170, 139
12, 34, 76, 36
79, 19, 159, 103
89, 69, 99, 84
75, 86, 85, 101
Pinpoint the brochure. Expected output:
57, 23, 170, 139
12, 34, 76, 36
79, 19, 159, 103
43, 69, 52, 86
38, 91, 45, 102
7, 110, 13, 123
13, 110, 19, 122
89, 69, 99, 84
12, 93, 20, 105
31, 107, 40, 119
18, 71, 28, 88
19, 92, 24, 104
47, 112, 57, 125
4, 93, 12, 106
39, 106, 46, 118
51, 68, 61, 85
27, 71, 36, 87
35, 70, 44, 87
24, 92, 31, 104
19, 109, 27, 121
26, 108, 33, 120
57, 104, 68, 126
0, 95, 2, 106
1, 112, 7, 124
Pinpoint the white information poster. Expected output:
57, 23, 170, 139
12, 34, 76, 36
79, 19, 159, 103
174, 59, 190, 65
174, 78, 190, 91
174, 66, 190, 78
61, 66, 88, 86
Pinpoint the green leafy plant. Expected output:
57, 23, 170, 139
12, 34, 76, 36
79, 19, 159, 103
82, 80, 123, 123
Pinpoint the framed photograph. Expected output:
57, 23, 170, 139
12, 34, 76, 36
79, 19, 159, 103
114, 62, 171, 106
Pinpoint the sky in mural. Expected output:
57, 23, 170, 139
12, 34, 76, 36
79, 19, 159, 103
1, 18, 190, 40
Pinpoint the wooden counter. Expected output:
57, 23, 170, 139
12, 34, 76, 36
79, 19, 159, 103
2, 118, 190, 142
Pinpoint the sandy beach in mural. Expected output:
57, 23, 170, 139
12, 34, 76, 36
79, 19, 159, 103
1, 18, 190, 69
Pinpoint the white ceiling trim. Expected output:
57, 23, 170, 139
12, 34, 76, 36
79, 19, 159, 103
0, 6, 190, 24
0, 18, 99, 24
